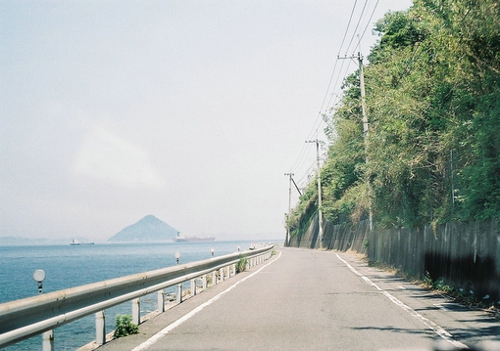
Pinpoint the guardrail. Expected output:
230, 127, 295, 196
0, 245, 275, 350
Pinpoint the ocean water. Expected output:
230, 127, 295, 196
0, 240, 267, 350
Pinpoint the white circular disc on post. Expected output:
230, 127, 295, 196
33, 269, 46, 282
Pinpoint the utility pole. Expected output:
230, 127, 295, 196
358, 53, 369, 141
284, 172, 303, 246
306, 139, 323, 249
338, 51, 372, 230
284, 172, 294, 246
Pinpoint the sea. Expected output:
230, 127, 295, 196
0, 240, 276, 351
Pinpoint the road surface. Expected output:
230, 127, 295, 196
96, 247, 500, 351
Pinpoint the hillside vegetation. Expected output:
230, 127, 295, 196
288, 0, 500, 236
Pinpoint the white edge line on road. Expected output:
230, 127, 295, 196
335, 253, 469, 349
131, 251, 282, 351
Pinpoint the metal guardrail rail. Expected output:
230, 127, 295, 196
0, 245, 274, 350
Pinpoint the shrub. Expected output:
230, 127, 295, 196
114, 314, 138, 338
236, 256, 248, 273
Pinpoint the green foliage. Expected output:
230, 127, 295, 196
423, 271, 433, 287
286, 181, 318, 237
370, 10, 429, 64
236, 256, 248, 273
114, 314, 138, 338
291, 0, 500, 234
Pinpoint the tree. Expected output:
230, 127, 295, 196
290, 0, 500, 235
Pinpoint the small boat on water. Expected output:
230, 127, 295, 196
70, 239, 94, 245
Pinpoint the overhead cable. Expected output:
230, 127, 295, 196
344, 0, 370, 56
358, 0, 381, 45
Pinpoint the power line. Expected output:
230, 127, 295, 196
318, 0, 359, 116
292, 0, 367, 174
344, 0, 370, 56
358, 0, 381, 44
291, 138, 314, 173
338, 0, 359, 57
324, 0, 376, 116
325, 56, 354, 112
297, 159, 318, 185
289, 0, 386, 207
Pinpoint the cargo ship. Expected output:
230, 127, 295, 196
70, 239, 94, 245
172, 234, 215, 242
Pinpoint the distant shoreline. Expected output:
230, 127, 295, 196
0, 238, 283, 247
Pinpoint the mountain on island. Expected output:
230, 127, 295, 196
108, 215, 180, 242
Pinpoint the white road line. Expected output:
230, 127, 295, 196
131, 251, 282, 351
336, 254, 469, 349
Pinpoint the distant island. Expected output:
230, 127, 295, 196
0, 236, 54, 246
0, 236, 94, 246
0, 215, 218, 246
108, 215, 180, 242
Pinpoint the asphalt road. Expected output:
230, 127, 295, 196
96, 247, 500, 351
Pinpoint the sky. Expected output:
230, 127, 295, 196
0, 0, 412, 243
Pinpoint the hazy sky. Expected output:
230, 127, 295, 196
1, 0, 412, 242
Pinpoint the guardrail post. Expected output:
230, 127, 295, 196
202, 275, 207, 289
226, 266, 230, 279
157, 290, 165, 313
231, 263, 236, 277
95, 311, 106, 345
42, 330, 53, 351
211, 270, 217, 286
176, 284, 182, 303
190, 279, 196, 296
132, 298, 140, 325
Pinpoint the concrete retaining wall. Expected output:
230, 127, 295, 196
287, 214, 500, 301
